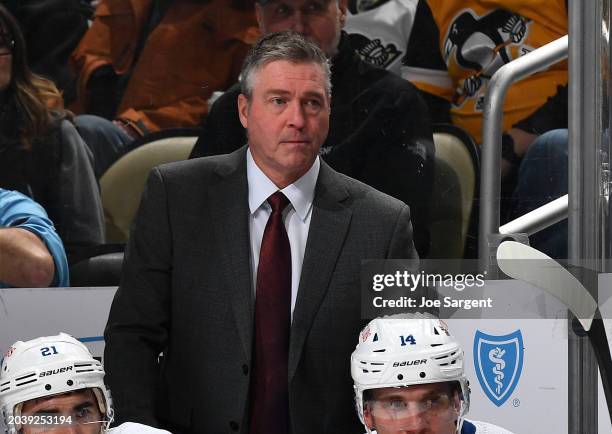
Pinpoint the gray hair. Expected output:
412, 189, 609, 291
240, 30, 332, 100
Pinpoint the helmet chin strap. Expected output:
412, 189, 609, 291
361, 405, 375, 434
456, 397, 469, 434
361, 408, 374, 433
12, 402, 23, 432
103, 407, 115, 433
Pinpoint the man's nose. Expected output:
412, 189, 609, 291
400, 416, 429, 434
45, 425, 80, 434
288, 11, 308, 35
287, 102, 306, 129
394, 414, 429, 434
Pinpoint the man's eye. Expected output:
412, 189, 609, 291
304, 102, 322, 113
74, 407, 93, 422
274, 4, 291, 16
422, 399, 435, 409
424, 395, 448, 410
305, 1, 326, 13
305, 99, 322, 109
384, 400, 407, 411
271, 98, 286, 106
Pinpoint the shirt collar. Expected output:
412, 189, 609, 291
247, 148, 320, 221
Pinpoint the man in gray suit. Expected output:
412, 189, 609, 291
104, 31, 419, 434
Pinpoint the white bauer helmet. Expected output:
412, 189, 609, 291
351, 318, 470, 433
0, 333, 113, 433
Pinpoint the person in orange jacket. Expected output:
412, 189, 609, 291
71, 0, 259, 177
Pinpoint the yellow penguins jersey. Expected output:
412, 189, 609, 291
403, 0, 568, 143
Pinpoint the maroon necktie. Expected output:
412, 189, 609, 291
249, 191, 291, 434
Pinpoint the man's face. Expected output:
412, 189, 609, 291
256, 0, 348, 57
238, 59, 330, 188
363, 383, 461, 434
20, 389, 104, 434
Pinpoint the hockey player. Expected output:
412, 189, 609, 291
0, 333, 168, 434
351, 318, 514, 434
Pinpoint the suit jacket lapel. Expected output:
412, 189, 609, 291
209, 147, 253, 361
289, 162, 352, 380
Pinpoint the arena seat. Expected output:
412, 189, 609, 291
428, 124, 479, 259
100, 129, 200, 243
69, 245, 124, 287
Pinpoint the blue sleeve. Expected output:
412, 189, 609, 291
0, 189, 70, 287
461, 420, 477, 434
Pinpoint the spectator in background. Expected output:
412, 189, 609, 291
0, 189, 69, 288
0, 4, 105, 264
401, 0, 568, 258
190, 0, 435, 257
403, 0, 567, 151
344, 0, 419, 77
3, 0, 93, 105
71, 0, 259, 177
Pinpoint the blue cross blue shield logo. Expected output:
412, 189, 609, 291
473, 330, 524, 407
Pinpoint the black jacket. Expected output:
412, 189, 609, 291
190, 32, 434, 256
0, 107, 105, 264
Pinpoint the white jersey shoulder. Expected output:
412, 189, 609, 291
108, 422, 173, 434
345, 0, 419, 75
465, 419, 515, 434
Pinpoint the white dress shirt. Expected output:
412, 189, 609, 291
247, 149, 320, 318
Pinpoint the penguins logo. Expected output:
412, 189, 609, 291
443, 9, 531, 107
348, 33, 402, 69
349, 0, 392, 14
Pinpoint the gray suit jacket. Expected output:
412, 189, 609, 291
104, 146, 418, 434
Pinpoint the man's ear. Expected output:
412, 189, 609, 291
363, 407, 375, 431
238, 93, 249, 129
338, 0, 348, 28
452, 391, 462, 414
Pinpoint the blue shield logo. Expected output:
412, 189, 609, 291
473, 330, 524, 407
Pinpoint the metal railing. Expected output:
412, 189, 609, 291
499, 194, 568, 236
478, 35, 569, 271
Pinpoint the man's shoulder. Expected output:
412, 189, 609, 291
0, 189, 48, 225
368, 65, 422, 100
211, 83, 242, 110
108, 422, 171, 434
349, 51, 421, 96
463, 419, 515, 434
155, 147, 245, 184
335, 52, 425, 116
321, 163, 408, 213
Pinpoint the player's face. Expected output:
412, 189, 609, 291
256, 0, 348, 58
238, 59, 330, 188
364, 383, 461, 434
20, 389, 104, 434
